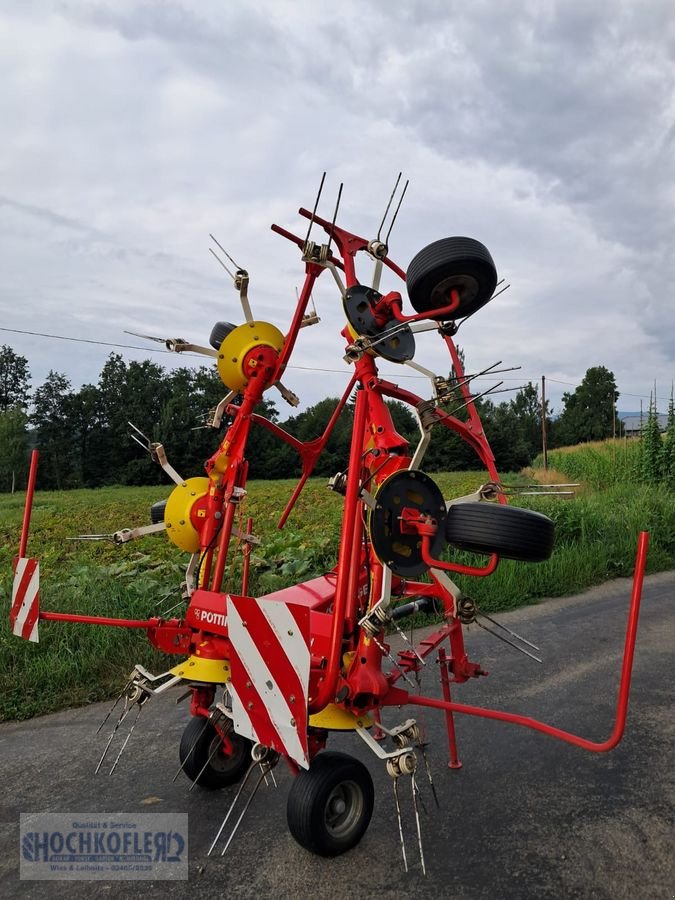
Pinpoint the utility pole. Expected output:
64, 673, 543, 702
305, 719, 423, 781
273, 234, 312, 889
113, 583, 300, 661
541, 375, 548, 470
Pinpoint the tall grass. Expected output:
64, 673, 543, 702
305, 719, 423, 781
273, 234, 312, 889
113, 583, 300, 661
533, 439, 641, 489
452, 483, 675, 610
1, 468, 673, 721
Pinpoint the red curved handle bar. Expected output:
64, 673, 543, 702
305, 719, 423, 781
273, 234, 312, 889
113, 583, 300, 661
404, 531, 649, 753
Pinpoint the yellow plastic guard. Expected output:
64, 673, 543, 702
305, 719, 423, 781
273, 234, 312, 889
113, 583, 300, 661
217, 321, 285, 391
309, 704, 374, 731
164, 477, 209, 552
169, 656, 231, 683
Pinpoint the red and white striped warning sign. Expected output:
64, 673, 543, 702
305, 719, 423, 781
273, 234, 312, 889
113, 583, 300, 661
11, 558, 40, 643
227, 596, 311, 768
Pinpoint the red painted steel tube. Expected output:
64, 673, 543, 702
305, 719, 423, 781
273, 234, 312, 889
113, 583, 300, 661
275, 268, 322, 378
297, 207, 407, 281
405, 533, 649, 753
438, 648, 462, 769
444, 336, 501, 486
275, 372, 359, 529
309, 385, 370, 714
19, 449, 39, 558
421, 534, 499, 577
241, 516, 253, 596
40, 612, 161, 628
210, 499, 238, 593
389, 287, 461, 323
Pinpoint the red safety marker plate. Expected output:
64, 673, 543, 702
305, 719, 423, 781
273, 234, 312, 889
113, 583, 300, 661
228, 596, 311, 768
11, 558, 40, 643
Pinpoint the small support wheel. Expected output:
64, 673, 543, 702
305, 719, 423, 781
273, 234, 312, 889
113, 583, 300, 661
406, 237, 498, 320
445, 502, 555, 562
178, 716, 252, 790
209, 321, 237, 351
286, 751, 375, 857
150, 499, 167, 524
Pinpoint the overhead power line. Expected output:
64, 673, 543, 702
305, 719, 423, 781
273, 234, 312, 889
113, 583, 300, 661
0, 325, 670, 402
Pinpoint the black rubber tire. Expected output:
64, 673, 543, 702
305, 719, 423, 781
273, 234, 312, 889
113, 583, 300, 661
150, 500, 167, 524
445, 502, 555, 563
209, 321, 237, 351
286, 751, 375, 857
406, 237, 498, 320
178, 717, 252, 790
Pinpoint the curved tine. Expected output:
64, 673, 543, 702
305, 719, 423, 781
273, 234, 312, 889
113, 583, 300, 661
392, 619, 425, 666
478, 611, 540, 652
411, 773, 426, 876
209, 247, 235, 281
210, 234, 241, 272
109, 702, 144, 775
123, 330, 166, 344
171, 717, 211, 782
207, 758, 259, 855
393, 777, 408, 872
304, 172, 326, 246
187, 735, 224, 793
326, 183, 343, 254
377, 172, 402, 242
95, 698, 131, 774
219, 767, 268, 857
475, 620, 542, 663
385, 179, 409, 246
96, 680, 133, 735
417, 740, 439, 809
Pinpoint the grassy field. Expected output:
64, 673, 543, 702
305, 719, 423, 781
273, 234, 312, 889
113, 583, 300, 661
1, 466, 673, 721
533, 438, 642, 489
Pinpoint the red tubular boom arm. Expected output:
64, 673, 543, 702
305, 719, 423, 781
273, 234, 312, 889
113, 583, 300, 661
400, 532, 650, 753
19, 449, 39, 558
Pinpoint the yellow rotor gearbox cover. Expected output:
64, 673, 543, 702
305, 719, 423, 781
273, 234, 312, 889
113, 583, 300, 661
169, 656, 230, 683
164, 476, 210, 552
216, 321, 285, 391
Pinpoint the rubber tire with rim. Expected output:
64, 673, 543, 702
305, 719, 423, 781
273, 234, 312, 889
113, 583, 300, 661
178, 717, 252, 790
209, 321, 237, 351
150, 500, 167, 524
445, 502, 555, 563
286, 751, 375, 857
406, 237, 498, 320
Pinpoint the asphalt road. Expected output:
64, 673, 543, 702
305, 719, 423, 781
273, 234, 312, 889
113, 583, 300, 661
1, 571, 673, 899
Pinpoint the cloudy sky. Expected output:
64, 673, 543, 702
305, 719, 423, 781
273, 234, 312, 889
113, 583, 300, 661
1, 0, 673, 420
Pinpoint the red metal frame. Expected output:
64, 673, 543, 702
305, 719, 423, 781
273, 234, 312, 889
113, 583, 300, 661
13, 203, 650, 778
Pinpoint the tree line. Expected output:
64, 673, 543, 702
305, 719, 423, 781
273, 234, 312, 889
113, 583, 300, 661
0, 343, 630, 492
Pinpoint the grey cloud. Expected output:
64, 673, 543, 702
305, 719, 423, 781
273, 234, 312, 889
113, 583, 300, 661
0, 0, 672, 415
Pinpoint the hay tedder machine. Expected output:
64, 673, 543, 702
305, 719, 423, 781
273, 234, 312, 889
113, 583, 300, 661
10, 178, 648, 872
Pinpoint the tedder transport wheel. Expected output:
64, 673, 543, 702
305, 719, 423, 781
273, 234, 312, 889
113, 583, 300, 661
445, 502, 555, 563
406, 237, 498, 320
209, 320, 237, 351
150, 499, 167, 524
286, 751, 375, 857
179, 717, 252, 790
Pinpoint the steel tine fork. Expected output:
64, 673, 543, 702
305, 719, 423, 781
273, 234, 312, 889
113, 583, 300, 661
188, 735, 225, 793
172, 717, 211, 783
478, 611, 540, 651
96, 680, 133, 735
95, 696, 131, 774
392, 777, 409, 873
208, 758, 260, 855
109, 701, 144, 775
219, 766, 269, 857
411, 773, 427, 875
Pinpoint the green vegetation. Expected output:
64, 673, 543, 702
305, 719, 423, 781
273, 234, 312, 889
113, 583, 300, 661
2, 462, 673, 722
534, 439, 642, 489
